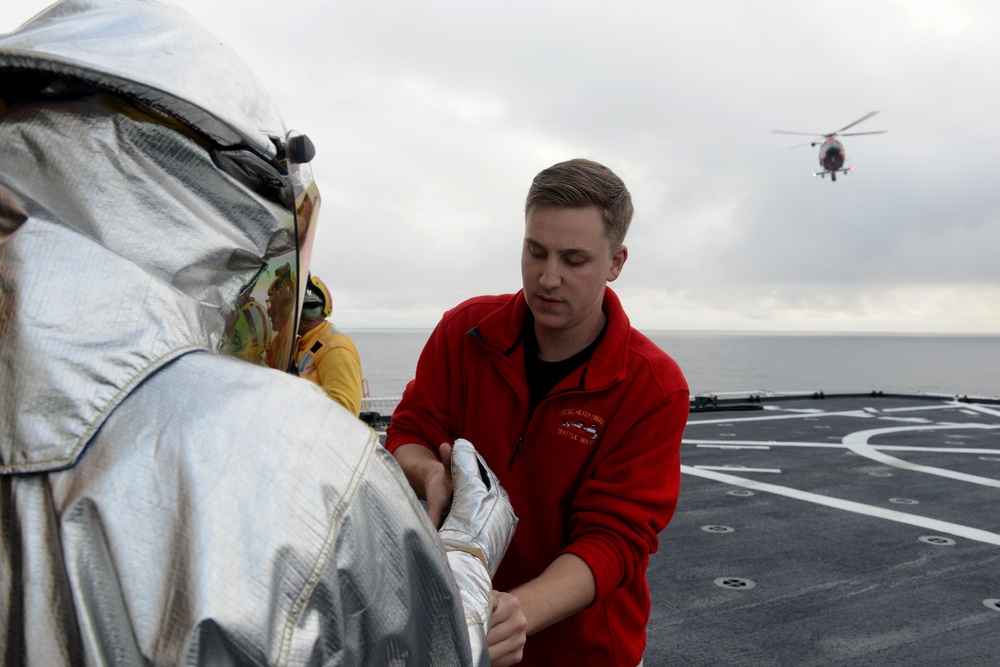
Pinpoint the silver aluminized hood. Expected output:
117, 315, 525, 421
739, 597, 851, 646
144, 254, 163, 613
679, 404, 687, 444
0, 0, 285, 158
0, 0, 315, 473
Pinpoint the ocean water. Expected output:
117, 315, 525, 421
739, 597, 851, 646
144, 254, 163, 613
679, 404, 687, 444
348, 329, 1000, 410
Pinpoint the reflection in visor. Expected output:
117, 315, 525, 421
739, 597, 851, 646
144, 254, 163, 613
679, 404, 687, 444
220, 131, 321, 372
227, 299, 270, 364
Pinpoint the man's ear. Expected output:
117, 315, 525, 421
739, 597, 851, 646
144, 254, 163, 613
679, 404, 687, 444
607, 244, 627, 282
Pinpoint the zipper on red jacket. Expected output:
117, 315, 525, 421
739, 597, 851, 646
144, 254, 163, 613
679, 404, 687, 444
508, 436, 524, 470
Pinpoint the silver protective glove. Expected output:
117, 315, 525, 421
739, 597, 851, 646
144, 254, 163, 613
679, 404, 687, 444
439, 439, 518, 660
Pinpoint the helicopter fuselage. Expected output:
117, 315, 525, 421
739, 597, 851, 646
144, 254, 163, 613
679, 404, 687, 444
819, 137, 845, 173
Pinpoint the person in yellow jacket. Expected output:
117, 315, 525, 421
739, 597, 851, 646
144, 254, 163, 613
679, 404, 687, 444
294, 274, 364, 416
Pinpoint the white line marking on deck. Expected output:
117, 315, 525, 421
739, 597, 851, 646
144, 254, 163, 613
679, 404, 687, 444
880, 403, 971, 414
683, 438, 1000, 455
843, 424, 1000, 488
688, 410, 874, 425
688, 400, 996, 426
962, 403, 1000, 419
693, 465, 782, 473
696, 444, 772, 450
680, 465, 1000, 547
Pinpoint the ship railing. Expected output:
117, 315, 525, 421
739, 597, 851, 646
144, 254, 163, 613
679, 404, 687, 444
359, 396, 401, 431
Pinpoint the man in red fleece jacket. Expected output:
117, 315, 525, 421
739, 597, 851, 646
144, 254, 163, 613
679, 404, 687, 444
386, 158, 689, 666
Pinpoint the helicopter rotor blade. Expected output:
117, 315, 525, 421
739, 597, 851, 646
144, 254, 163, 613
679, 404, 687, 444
830, 111, 879, 136
771, 129, 824, 137
838, 130, 887, 137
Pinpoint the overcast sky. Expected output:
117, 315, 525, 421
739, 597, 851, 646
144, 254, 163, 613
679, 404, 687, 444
6, 0, 999, 333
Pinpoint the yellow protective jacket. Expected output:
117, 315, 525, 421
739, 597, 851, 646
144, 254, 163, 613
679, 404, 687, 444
295, 322, 363, 416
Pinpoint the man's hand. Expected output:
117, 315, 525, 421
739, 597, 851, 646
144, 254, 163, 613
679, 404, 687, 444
426, 442, 453, 527
389, 442, 455, 528
487, 591, 527, 666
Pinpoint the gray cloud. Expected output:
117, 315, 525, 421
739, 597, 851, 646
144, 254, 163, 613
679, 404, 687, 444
7, 0, 999, 332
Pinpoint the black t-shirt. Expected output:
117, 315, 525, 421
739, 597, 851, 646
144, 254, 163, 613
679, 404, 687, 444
523, 311, 607, 414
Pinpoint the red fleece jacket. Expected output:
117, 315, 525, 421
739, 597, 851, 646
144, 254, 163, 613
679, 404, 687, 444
386, 288, 689, 666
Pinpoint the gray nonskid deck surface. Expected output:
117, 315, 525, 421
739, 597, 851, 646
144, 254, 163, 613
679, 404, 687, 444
646, 395, 1000, 666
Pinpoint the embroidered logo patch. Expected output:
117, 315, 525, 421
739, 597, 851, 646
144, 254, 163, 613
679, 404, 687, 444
556, 408, 605, 444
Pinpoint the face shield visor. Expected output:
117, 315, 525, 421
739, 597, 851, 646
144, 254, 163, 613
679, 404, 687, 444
220, 131, 321, 372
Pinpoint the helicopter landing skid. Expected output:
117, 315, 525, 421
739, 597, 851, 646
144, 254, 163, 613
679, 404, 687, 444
813, 166, 854, 181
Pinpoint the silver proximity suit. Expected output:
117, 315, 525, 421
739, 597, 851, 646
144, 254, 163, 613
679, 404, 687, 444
0, 0, 516, 664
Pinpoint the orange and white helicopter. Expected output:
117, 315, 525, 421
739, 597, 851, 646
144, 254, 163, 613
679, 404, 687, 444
772, 111, 886, 181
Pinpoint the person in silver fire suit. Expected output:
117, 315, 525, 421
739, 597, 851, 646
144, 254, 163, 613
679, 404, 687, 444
0, 0, 516, 664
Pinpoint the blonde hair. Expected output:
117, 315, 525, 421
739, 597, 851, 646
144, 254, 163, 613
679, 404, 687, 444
524, 158, 633, 250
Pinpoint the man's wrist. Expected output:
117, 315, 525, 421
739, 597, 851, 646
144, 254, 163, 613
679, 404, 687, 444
391, 442, 443, 499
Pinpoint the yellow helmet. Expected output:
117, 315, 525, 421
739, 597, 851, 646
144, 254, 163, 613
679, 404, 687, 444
302, 273, 332, 320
